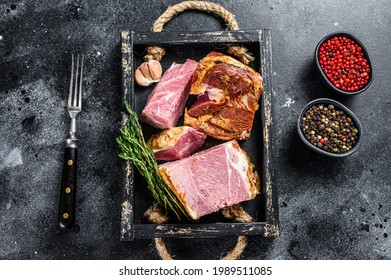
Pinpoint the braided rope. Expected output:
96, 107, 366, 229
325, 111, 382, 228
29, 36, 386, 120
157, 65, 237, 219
144, 1, 254, 65
152, 1, 239, 32
145, 204, 253, 260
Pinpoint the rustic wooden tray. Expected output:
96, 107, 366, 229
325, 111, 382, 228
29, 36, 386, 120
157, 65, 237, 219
120, 29, 279, 241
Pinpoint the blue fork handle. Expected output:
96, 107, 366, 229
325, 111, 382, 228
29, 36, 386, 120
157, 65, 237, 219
58, 146, 78, 230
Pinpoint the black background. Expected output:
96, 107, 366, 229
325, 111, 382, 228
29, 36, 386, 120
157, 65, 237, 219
0, 0, 390, 259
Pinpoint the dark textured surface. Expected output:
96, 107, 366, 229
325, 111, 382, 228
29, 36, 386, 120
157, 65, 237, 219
0, 0, 390, 260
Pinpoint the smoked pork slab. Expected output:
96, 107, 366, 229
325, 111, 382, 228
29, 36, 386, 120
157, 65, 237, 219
184, 52, 263, 140
146, 126, 206, 161
141, 59, 198, 129
158, 140, 260, 220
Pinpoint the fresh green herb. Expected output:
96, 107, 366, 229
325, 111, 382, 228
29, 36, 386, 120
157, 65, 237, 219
116, 103, 189, 220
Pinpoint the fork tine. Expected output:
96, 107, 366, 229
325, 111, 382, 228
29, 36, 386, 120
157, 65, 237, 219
67, 54, 75, 108
78, 55, 84, 108
73, 54, 79, 107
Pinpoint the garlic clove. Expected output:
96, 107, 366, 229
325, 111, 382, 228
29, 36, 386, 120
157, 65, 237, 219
135, 67, 153, 87
139, 62, 153, 80
134, 60, 163, 87
147, 60, 162, 81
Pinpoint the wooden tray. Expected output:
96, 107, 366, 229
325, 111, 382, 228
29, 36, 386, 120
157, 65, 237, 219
120, 29, 279, 241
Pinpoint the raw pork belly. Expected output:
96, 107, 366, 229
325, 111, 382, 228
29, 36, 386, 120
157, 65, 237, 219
146, 126, 206, 161
158, 140, 260, 220
141, 59, 198, 129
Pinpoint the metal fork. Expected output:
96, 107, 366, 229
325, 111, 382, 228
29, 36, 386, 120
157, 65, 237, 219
58, 54, 84, 230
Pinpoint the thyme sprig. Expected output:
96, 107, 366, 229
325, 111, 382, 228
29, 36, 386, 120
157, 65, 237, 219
116, 103, 189, 220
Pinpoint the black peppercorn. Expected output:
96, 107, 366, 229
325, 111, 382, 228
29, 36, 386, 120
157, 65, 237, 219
300, 103, 359, 154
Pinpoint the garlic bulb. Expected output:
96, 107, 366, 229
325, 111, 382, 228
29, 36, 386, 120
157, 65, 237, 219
135, 60, 162, 87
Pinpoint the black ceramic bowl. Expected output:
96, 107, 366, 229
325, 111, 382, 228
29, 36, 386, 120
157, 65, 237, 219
315, 32, 373, 96
297, 98, 363, 157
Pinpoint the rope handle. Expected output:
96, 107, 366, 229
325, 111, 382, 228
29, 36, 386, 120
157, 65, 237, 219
145, 204, 253, 260
144, 0, 254, 65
